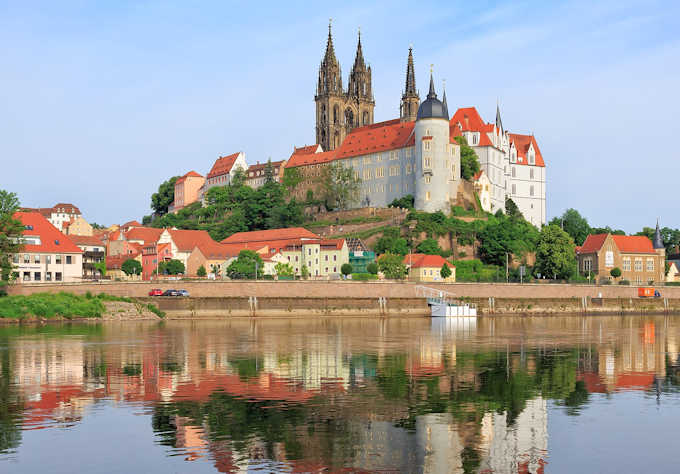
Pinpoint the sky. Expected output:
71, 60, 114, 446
1, 0, 678, 232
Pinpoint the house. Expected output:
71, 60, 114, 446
62, 216, 94, 236
21, 203, 82, 230
157, 228, 218, 270
473, 170, 492, 213
403, 253, 456, 282
142, 242, 172, 281
108, 227, 163, 256
172, 171, 205, 212
280, 239, 349, 278
576, 225, 665, 284
106, 253, 142, 281
245, 160, 286, 189
11, 212, 83, 283
204, 152, 248, 195
666, 261, 680, 283
186, 242, 252, 278
220, 227, 324, 262
69, 235, 106, 280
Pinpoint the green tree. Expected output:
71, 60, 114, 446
478, 213, 539, 266
388, 195, 414, 210
226, 250, 263, 279
321, 162, 361, 210
504, 197, 523, 220
231, 167, 246, 187
274, 262, 294, 278
534, 225, 576, 279
151, 176, 179, 216
549, 209, 591, 246
94, 261, 107, 278
440, 263, 452, 279
282, 167, 302, 192
610, 267, 621, 279
121, 259, 142, 276
416, 238, 442, 255
0, 190, 24, 283
263, 159, 275, 184
454, 136, 480, 180
378, 253, 407, 280
300, 264, 310, 280
341, 263, 353, 276
366, 262, 378, 275
197, 265, 207, 277
374, 228, 409, 256
158, 259, 184, 276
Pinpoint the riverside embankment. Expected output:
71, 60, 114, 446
7, 281, 680, 317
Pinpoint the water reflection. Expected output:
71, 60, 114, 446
0, 316, 678, 472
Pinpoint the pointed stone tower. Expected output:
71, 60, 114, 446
315, 21, 345, 151
347, 29, 375, 129
653, 219, 666, 283
400, 47, 419, 122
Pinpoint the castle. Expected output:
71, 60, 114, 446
284, 24, 547, 225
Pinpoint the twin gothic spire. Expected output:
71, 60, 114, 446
318, 22, 372, 100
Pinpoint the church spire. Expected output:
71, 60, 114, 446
323, 19, 338, 66
427, 70, 437, 99
352, 28, 366, 70
653, 219, 664, 249
441, 79, 448, 118
496, 100, 504, 134
400, 46, 419, 122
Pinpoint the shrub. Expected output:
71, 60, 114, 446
366, 262, 378, 275
351, 273, 378, 281
458, 251, 467, 258
341, 263, 353, 276
197, 265, 207, 277
619, 280, 630, 285
146, 303, 165, 318
440, 263, 452, 279
610, 267, 622, 279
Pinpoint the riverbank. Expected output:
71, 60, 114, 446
0, 292, 163, 322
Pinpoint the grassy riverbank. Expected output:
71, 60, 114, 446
0, 292, 164, 320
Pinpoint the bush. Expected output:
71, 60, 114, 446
366, 262, 378, 275
341, 263, 353, 276
619, 280, 630, 285
458, 251, 467, 258
197, 265, 207, 277
146, 304, 165, 318
0, 292, 106, 319
351, 273, 378, 281
610, 267, 622, 278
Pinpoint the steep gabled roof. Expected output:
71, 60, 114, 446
176, 171, 204, 184
222, 227, 319, 244
509, 133, 545, 167
247, 160, 286, 174
207, 152, 243, 178
53, 203, 81, 215
578, 234, 609, 254
167, 229, 216, 252
450, 107, 486, 132
13, 212, 83, 254
68, 235, 105, 247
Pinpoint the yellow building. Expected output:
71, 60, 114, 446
63, 216, 94, 236
281, 239, 349, 278
404, 253, 456, 282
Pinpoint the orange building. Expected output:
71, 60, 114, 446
172, 171, 205, 212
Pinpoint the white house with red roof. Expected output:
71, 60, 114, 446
203, 152, 247, 197
450, 106, 546, 225
12, 212, 83, 283
473, 170, 492, 213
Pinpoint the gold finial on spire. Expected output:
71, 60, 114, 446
430, 63, 434, 74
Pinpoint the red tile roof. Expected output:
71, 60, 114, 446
579, 234, 656, 254
68, 235, 105, 247
167, 229, 217, 252
293, 144, 322, 155
403, 253, 454, 269
282, 238, 345, 251
106, 254, 139, 270
207, 152, 242, 178
194, 242, 258, 259
247, 160, 286, 173
121, 220, 141, 229
13, 212, 83, 254
450, 107, 486, 131
334, 119, 415, 159
509, 133, 545, 167
221, 227, 319, 244
285, 148, 336, 168
176, 170, 203, 184
52, 203, 81, 215
124, 227, 164, 243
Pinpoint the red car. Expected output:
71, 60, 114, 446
148, 288, 163, 296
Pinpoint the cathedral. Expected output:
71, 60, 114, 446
289, 24, 547, 224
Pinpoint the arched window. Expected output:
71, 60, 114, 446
363, 111, 369, 125
321, 104, 326, 123
333, 106, 339, 125
334, 131, 339, 149
345, 108, 354, 128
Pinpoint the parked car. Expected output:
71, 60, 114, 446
161, 289, 180, 297
177, 289, 190, 297
638, 287, 661, 298
148, 288, 163, 296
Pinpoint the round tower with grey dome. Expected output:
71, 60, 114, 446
414, 72, 460, 213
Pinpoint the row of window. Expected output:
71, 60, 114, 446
509, 184, 536, 197
13, 254, 75, 265
19, 271, 63, 282
582, 257, 656, 272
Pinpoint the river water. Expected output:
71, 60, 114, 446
0, 315, 678, 473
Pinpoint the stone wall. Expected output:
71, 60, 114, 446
9, 280, 680, 300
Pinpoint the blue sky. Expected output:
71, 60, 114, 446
1, 0, 678, 232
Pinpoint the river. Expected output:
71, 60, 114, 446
0, 315, 678, 473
